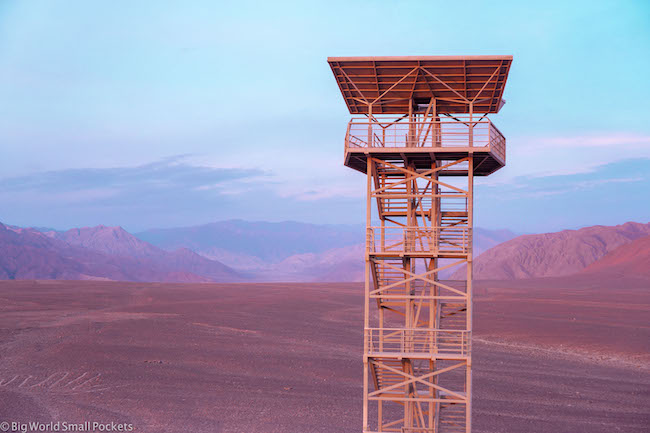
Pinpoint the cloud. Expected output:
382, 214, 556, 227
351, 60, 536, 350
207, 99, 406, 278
475, 158, 650, 232
480, 161, 647, 199
573, 176, 644, 189
0, 155, 367, 230
0, 155, 265, 196
497, 175, 645, 200
483, 132, 650, 184
529, 133, 650, 149
0, 156, 281, 229
0, 154, 647, 234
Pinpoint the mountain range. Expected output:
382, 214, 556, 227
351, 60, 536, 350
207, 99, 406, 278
135, 220, 517, 281
47, 225, 239, 281
1, 220, 647, 282
451, 221, 650, 279
0, 224, 238, 282
136, 220, 364, 263
581, 234, 650, 278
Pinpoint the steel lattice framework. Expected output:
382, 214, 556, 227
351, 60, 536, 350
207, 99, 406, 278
329, 56, 512, 433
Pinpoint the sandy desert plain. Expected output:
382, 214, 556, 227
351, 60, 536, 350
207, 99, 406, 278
0, 276, 648, 433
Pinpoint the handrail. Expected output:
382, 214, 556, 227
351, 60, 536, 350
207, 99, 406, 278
345, 116, 505, 153
365, 328, 471, 357
366, 226, 472, 255
367, 327, 468, 332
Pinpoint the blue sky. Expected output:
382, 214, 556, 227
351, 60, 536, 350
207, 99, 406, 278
0, 0, 648, 232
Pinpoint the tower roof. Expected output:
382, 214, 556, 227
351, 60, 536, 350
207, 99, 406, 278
328, 56, 512, 114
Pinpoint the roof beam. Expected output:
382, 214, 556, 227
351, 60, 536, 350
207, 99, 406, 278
371, 67, 420, 105
419, 67, 470, 103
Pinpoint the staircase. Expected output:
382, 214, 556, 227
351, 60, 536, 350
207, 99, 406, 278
365, 158, 471, 433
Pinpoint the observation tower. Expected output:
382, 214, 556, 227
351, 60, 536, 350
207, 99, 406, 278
329, 55, 512, 433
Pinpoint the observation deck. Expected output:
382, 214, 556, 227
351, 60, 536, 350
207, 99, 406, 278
330, 55, 512, 176
343, 115, 505, 176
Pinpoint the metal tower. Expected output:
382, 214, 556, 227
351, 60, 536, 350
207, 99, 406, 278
329, 56, 512, 433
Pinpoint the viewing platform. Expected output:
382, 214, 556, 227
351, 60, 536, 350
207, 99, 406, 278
330, 55, 512, 177
343, 114, 505, 176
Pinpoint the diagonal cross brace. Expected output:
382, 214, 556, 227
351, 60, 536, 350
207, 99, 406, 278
371, 158, 470, 196
370, 259, 468, 297
368, 359, 467, 401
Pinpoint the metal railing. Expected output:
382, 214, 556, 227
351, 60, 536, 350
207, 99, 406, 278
366, 328, 470, 357
489, 122, 506, 162
345, 115, 505, 152
366, 226, 471, 255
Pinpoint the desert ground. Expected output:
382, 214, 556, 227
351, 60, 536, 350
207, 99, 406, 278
0, 278, 648, 433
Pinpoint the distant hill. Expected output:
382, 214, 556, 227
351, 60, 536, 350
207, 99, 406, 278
5, 221, 515, 283
48, 225, 239, 282
244, 243, 366, 282
0, 224, 92, 280
452, 222, 650, 280
582, 235, 650, 278
136, 221, 516, 281
50, 225, 163, 259
0, 223, 238, 283
137, 221, 514, 263
136, 220, 364, 264
9, 219, 648, 282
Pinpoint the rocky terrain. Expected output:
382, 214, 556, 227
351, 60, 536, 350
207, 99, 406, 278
0, 277, 647, 432
452, 221, 650, 279
0, 224, 239, 282
1, 220, 517, 283
581, 234, 650, 277
4, 220, 649, 283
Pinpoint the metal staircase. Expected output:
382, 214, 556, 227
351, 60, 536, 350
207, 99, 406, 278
364, 157, 472, 432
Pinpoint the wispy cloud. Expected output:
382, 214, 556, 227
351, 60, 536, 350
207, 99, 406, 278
529, 133, 650, 149
0, 156, 278, 229
505, 176, 644, 200
573, 176, 644, 189
277, 184, 364, 201
475, 158, 650, 232
0, 155, 266, 195
0, 154, 647, 234
481, 132, 650, 184
0, 156, 363, 230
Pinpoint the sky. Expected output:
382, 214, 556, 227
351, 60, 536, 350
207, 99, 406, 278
0, 0, 648, 233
